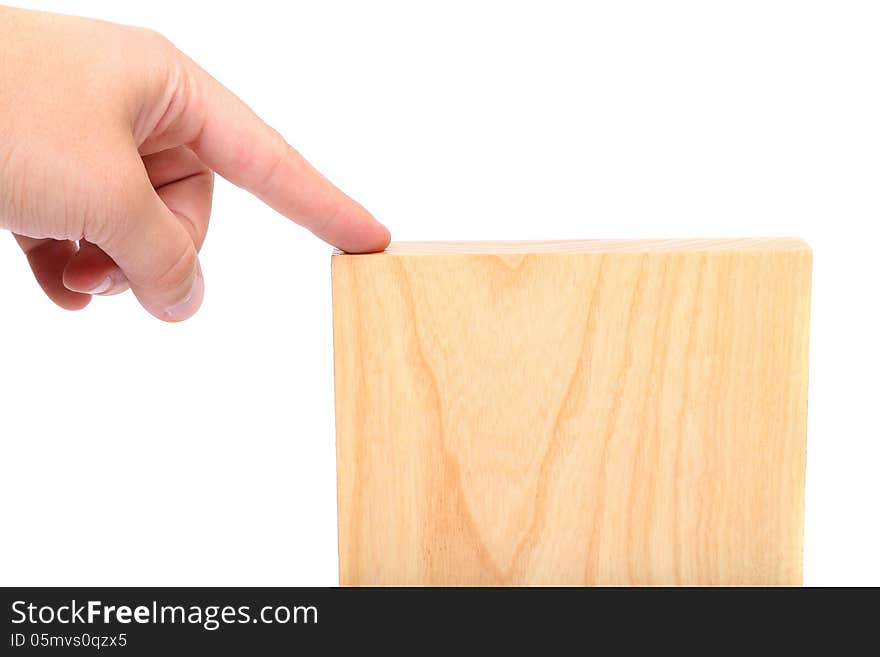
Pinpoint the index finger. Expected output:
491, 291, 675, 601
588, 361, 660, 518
167, 59, 390, 254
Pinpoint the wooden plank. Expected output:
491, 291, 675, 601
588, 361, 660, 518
331, 238, 812, 585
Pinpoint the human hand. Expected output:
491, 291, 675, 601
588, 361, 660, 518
0, 6, 390, 321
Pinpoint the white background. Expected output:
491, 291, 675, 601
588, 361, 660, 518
1, 0, 878, 586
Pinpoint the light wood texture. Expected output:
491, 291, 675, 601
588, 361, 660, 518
375, 237, 809, 255
332, 239, 812, 586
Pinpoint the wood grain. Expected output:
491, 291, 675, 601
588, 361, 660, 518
332, 239, 812, 585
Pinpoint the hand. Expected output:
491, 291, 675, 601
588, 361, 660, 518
0, 7, 390, 321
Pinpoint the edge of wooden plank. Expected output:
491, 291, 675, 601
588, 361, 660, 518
333, 237, 811, 257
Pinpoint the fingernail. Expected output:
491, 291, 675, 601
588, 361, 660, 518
86, 276, 113, 295
163, 269, 204, 321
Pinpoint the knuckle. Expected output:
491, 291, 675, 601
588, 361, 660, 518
135, 27, 175, 52
120, 28, 179, 84
81, 189, 129, 246
250, 128, 288, 197
154, 242, 197, 293
316, 201, 345, 236
83, 214, 118, 249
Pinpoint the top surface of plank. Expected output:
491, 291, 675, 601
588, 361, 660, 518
336, 238, 809, 256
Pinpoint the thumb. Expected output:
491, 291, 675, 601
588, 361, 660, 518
97, 175, 203, 322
